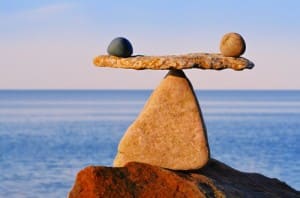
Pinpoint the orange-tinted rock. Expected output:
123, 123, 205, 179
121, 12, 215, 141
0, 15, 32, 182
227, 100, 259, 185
114, 70, 210, 170
68, 159, 300, 198
68, 162, 204, 198
220, 32, 246, 57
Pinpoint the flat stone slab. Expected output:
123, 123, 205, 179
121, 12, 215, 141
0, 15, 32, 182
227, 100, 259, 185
114, 70, 210, 170
93, 53, 254, 71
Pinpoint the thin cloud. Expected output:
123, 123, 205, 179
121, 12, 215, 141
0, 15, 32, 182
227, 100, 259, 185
31, 3, 75, 15
1, 2, 76, 21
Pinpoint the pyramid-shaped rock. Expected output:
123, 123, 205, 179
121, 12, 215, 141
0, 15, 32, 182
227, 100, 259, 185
114, 70, 210, 170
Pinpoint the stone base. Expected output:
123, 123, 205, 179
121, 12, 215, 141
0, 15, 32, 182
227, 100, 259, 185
68, 159, 299, 198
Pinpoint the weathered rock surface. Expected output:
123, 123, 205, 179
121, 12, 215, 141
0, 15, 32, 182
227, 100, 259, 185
93, 53, 254, 71
220, 32, 246, 57
68, 159, 299, 198
107, 37, 133, 58
114, 70, 210, 170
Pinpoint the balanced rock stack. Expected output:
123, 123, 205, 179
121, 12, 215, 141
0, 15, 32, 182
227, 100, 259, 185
68, 34, 300, 197
93, 33, 253, 171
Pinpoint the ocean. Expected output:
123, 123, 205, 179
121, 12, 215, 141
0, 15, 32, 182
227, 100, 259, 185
0, 90, 299, 197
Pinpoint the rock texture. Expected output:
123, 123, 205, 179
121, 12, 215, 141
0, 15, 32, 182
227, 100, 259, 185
68, 159, 299, 198
114, 70, 210, 170
107, 37, 133, 58
220, 32, 246, 57
93, 53, 254, 71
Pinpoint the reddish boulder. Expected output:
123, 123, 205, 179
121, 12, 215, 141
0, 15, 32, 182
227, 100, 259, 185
68, 162, 204, 198
68, 159, 299, 198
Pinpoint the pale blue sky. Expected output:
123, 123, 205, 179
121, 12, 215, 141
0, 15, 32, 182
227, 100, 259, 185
1, 1, 300, 89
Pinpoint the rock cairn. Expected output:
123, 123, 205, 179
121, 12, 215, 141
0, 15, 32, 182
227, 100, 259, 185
68, 34, 300, 197
93, 33, 254, 171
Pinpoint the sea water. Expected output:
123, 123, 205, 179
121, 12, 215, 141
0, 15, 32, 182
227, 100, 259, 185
0, 90, 299, 197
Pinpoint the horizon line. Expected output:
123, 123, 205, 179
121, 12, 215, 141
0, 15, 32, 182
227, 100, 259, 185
0, 89, 299, 91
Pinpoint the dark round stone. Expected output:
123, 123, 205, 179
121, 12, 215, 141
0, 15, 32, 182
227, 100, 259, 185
107, 37, 133, 58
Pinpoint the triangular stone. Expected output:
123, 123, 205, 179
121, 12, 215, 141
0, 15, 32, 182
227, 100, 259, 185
114, 70, 210, 170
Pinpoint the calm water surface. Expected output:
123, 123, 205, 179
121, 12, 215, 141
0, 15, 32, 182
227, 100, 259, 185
0, 90, 299, 197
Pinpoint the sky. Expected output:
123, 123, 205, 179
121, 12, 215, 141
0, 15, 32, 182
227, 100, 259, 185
0, 0, 300, 90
